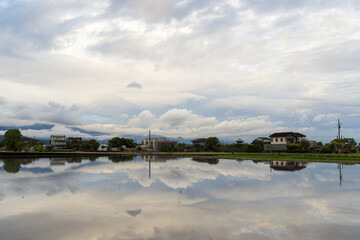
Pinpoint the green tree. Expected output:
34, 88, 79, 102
4, 129, 23, 151
288, 143, 301, 150
88, 139, 100, 151
204, 137, 220, 152
33, 143, 47, 152
80, 139, 100, 152
177, 143, 186, 152
67, 139, 81, 150
299, 138, 310, 150
193, 143, 204, 152
108, 137, 136, 148
342, 138, 357, 152
248, 140, 263, 152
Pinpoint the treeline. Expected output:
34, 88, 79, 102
1, 129, 358, 154
0, 129, 47, 152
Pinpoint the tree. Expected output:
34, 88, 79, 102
299, 138, 310, 150
88, 139, 100, 151
108, 137, 136, 149
3, 129, 23, 151
248, 140, 263, 152
288, 143, 301, 150
342, 138, 357, 152
68, 139, 81, 150
33, 143, 47, 152
80, 139, 100, 152
204, 137, 220, 152
108, 137, 122, 148
177, 143, 186, 152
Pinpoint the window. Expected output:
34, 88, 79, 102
276, 138, 278, 142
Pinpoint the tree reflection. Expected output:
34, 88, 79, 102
2, 159, 21, 173
1, 158, 36, 173
108, 155, 134, 163
192, 157, 219, 165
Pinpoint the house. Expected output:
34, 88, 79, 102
269, 132, 306, 150
98, 144, 109, 152
191, 138, 207, 146
236, 138, 244, 144
255, 137, 270, 143
255, 137, 271, 150
67, 137, 82, 143
141, 137, 177, 151
50, 135, 67, 150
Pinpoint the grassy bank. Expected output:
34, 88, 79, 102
1, 151, 360, 163
216, 153, 360, 163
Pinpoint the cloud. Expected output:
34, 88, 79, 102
7, 102, 83, 125
0, 0, 106, 57
0, 96, 6, 105
127, 81, 142, 89
0, 0, 360, 142
126, 209, 142, 217
79, 108, 290, 139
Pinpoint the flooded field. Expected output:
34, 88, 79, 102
1, 156, 360, 240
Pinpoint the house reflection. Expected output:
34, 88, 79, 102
50, 158, 66, 166
270, 161, 307, 172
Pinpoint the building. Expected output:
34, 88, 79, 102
67, 137, 82, 143
236, 138, 244, 144
255, 137, 271, 150
50, 135, 67, 150
142, 138, 177, 151
255, 137, 270, 143
98, 144, 109, 152
191, 138, 207, 146
269, 132, 306, 150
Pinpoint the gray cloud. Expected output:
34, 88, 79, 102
284, 40, 360, 73
104, 0, 220, 23
240, 0, 350, 13
126, 209, 142, 217
3, 101, 83, 126
127, 81, 142, 89
0, 96, 6, 105
0, 1, 96, 57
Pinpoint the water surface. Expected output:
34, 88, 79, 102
0, 156, 359, 240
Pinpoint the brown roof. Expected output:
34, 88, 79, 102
269, 132, 306, 138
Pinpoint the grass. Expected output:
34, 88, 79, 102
215, 152, 360, 163
2, 151, 360, 163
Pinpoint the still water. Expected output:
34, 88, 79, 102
0, 156, 359, 240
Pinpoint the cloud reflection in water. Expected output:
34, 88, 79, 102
0, 157, 359, 240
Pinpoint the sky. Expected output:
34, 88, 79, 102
1, 0, 360, 143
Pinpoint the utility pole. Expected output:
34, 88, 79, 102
149, 130, 151, 149
337, 119, 342, 154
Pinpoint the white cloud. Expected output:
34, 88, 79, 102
1, 0, 360, 142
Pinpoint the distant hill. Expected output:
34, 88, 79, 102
0, 124, 54, 131
0, 125, 238, 145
